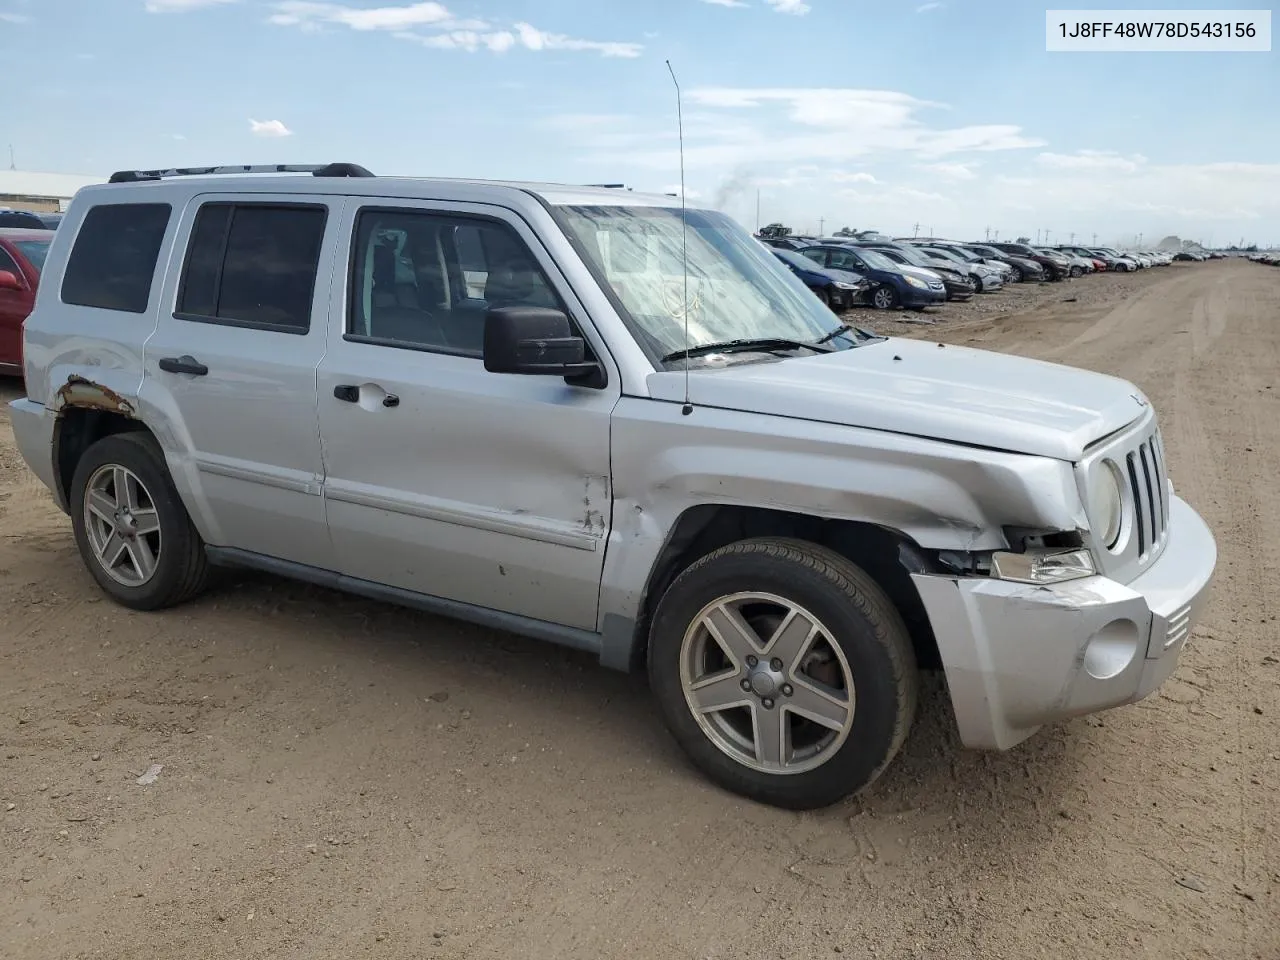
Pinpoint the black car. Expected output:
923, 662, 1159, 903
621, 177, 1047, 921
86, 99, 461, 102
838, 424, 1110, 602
986, 242, 1070, 281
0, 209, 48, 229
770, 247, 872, 311
958, 243, 1045, 282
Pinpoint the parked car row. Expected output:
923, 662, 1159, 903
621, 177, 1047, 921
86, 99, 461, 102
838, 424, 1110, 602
1248, 252, 1280, 266
756, 232, 1195, 314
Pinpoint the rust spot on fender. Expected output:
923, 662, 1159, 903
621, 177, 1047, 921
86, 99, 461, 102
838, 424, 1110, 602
54, 376, 136, 417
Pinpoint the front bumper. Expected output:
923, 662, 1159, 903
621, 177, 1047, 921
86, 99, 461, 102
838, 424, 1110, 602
942, 279, 975, 300
902, 285, 947, 307
910, 495, 1216, 750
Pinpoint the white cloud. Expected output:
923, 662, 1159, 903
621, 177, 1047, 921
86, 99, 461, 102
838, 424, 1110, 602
169, 133, 187, 141
701, 0, 748, 6
249, 119, 293, 138
918, 161, 978, 180
0, 11, 31, 21
269, 1, 453, 30
402, 29, 515, 52
764, 0, 810, 13
513, 22, 642, 57
1037, 149, 1147, 173
144, 0, 236, 11
575, 87, 1042, 171
831, 171, 878, 184
270, 2, 642, 56
916, 2, 943, 12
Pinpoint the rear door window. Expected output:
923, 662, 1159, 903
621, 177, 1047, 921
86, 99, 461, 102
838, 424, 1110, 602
176, 202, 327, 334
60, 203, 172, 313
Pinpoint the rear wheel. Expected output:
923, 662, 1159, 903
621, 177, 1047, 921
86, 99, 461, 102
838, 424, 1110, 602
1069, 265, 1082, 278
648, 538, 919, 810
871, 285, 899, 310
70, 432, 210, 610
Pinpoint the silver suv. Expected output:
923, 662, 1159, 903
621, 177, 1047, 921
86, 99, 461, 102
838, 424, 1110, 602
9, 163, 1217, 810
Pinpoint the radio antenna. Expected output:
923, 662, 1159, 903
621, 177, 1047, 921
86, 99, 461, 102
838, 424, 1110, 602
666, 59, 693, 416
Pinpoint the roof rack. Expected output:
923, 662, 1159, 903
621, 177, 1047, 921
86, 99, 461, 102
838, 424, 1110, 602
107, 162, 375, 184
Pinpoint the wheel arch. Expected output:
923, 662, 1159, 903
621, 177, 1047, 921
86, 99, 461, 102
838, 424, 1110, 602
52, 406, 155, 513
603, 503, 942, 675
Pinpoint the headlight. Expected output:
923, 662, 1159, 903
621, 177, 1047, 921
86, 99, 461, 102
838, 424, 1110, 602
905, 275, 927, 288
1088, 460, 1124, 549
991, 549, 1095, 584
833, 281, 857, 290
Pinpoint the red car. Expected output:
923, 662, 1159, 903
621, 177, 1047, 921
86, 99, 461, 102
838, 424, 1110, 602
0, 227, 55, 377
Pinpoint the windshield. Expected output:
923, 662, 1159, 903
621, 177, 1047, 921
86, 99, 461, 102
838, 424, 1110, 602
966, 245, 1003, 259
874, 244, 930, 267
13, 239, 50, 274
559, 205, 853, 363
848, 246, 895, 271
923, 247, 967, 264
773, 247, 823, 270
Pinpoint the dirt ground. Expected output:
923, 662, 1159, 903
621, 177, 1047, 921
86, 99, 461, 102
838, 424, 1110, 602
1, 260, 1277, 960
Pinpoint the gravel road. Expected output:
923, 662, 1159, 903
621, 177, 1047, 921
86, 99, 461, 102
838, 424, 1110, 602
1, 260, 1276, 960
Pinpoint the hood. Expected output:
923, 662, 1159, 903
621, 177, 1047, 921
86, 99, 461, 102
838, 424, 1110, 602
898, 264, 942, 283
826, 267, 869, 285
648, 337, 1149, 461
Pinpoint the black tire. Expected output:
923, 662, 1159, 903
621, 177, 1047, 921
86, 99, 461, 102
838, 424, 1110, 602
648, 537, 918, 810
69, 431, 210, 610
870, 285, 899, 310
815, 286, 833, 310
1069, 266, 1082, 278
1010, 267, 1024, 283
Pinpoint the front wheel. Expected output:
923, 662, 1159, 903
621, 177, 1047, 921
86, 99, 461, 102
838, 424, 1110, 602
871, 285, 899, 310
1069, 266, 1082, 278
648, 538, 919, 810
69, 432, 211, 610
815, 286, 833, 310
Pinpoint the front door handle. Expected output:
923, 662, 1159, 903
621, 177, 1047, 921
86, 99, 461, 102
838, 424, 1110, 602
333, 384, 359, 403
158, 355, 208, 376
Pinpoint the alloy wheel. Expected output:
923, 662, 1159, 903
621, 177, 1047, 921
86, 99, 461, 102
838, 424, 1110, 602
82, 464, 163, 587
679, 592, 856, 775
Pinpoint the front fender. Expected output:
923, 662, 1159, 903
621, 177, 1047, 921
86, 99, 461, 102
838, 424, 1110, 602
597, 398, 1086, 665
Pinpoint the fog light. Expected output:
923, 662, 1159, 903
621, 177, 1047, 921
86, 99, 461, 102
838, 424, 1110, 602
991, 548, 1095, 584
1083, 620, 1140, 680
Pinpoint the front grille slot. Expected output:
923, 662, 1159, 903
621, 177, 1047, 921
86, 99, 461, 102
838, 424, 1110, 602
1127, 453, 1147, 556
1123, 428, 1169, 561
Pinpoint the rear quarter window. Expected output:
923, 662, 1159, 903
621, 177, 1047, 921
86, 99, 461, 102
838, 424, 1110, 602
60, 203, 172, 313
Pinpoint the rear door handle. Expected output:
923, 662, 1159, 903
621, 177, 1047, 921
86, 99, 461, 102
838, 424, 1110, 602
158, 355, 208, 376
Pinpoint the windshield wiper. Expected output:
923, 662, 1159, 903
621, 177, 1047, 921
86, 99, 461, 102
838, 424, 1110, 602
661, 337, 834, 363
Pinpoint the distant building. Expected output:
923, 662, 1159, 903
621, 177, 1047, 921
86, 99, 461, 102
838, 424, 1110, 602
0, 170, 104, 213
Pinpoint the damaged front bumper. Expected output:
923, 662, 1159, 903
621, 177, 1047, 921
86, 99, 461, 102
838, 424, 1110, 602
910, 495, 1216, 750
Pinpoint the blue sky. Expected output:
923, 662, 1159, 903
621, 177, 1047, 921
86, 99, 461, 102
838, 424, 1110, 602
2, 0, 1277, 245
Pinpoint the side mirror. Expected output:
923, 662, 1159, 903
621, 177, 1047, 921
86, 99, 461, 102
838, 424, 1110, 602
0, 270, 22, 291
483, 306, 603, 384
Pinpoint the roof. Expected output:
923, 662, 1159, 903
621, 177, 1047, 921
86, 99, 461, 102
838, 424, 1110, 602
0, 170, 105, 200
75, 171, 684, 209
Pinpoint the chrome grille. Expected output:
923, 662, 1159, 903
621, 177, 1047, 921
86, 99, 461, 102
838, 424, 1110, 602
1124, 428, 1169, 560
